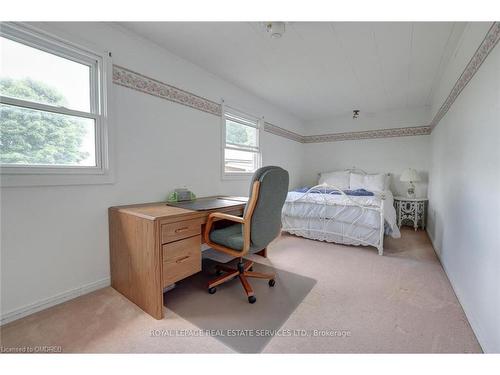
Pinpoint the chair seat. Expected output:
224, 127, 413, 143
209, 223, 260, 253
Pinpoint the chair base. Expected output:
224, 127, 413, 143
207, 258, 275, 303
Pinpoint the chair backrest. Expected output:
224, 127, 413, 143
244, 166, 289, 250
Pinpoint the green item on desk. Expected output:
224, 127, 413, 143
167, 189, 196, 202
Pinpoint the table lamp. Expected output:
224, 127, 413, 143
400, 168, 420, 198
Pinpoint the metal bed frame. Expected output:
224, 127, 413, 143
281, 168, 386, 255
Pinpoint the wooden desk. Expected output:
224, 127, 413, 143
109, 197, 246, 319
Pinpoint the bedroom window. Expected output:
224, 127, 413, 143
0, 23, 111, 186
222, 106, 262, 178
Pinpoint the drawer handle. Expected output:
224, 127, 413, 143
175, 226, 190, 233
176, 256, 190, 264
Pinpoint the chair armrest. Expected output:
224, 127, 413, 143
203, 212, 248, 256
208, 212, 245, 223
204, 212, 245, 244
204, 181, 260, 257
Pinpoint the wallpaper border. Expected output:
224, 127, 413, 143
112, 22, 499, 143
263, 122, 305, 143
303, 126, 432, 143
430, 22, 500, 129
113, 65, 222, 116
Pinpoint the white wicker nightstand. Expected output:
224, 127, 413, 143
394, 196, 428, 231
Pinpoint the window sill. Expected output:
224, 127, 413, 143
0, 170, 115, 187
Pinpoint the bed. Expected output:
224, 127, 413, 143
281, 169, 401, 255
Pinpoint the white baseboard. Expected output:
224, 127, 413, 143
0, 277, 111, 326
425, 228, 489, 353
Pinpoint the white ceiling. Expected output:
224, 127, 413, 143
120, 22, 466, 124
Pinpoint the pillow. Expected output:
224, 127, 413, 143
364, 173, 386, 192
349, 173, 365, 190
350, 173, 386, 192
318, 170, 350, 190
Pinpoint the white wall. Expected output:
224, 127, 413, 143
302, 136, 431, 197
427, 23, 500, 353
0, 22, 305, 322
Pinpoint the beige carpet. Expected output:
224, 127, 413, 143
0, 229, 482, 353
164, 258, 316, 353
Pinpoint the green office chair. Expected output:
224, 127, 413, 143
204, 166, 289, 303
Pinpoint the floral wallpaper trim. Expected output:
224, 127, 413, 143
113, 65, 222, 116
430, 22, 500, 129
263, 122, 305, 143
303, 126, 432, 143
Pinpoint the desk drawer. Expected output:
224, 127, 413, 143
162, 235, 200, 261
161, 219, 201, 243
162, 236, 201, 286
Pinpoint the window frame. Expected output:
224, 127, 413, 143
221, 103, 262, 180
0, 22, 113, 186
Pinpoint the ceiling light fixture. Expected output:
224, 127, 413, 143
353, 110, 360, 119
265, 22, 286, 39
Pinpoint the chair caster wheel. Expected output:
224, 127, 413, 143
248, 296, 256, 304
268, 279, 276, 287
208, 287, 217, 294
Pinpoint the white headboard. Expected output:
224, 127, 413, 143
317, 166, 367, 179
344, 167, 367, 175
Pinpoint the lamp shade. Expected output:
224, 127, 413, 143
400, 168, 421, 182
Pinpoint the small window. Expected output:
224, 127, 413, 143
222, 106, 261, 178
0, 23, 110, 184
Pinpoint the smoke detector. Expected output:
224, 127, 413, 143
265, 22, 286, 39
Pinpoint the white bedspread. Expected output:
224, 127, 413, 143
281, 189, 400, 248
